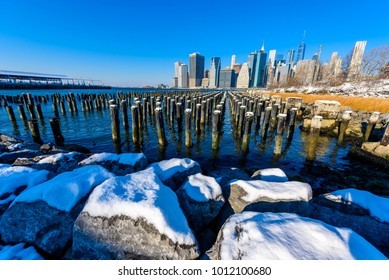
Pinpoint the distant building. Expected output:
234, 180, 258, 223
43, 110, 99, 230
329, 52, 338, 74
236, 63, 250, 88
232, 64, 242, 74
178, 64, 189, 88
189, 52, 205, 88
287, 49, 295, 64
231, 54, 236, 68
296, 31, 306, 63
252, 44, 268, 87
172, 77, 178, 88
248, 52, 257, 87
295, 60, 316, 85
219, 69, 236, 88
348, 41, 367, 80
201, 78, 209, 88
209, 57, 221, 88
268, 50, 277, 66
274, 63, 292, 84
174, 62, 182, 78
204, 70, 210, 79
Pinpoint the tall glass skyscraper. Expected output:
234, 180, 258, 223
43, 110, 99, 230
209, 57, 221, 88
252, 45, 268, 87
296, 31, 306, 63
189, 53, 205, 88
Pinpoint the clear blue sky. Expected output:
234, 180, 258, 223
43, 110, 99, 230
0, 0, 388, 87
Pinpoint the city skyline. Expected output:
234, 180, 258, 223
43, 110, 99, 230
0, 0, 388, 87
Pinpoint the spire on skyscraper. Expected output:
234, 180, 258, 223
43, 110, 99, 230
260, 42, 265, 52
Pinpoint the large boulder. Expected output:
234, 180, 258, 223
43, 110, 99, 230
73, 169, 199, 260
0, 150, 42, 164
0, 243, 44, 260
0, 165, 113, 257
308, 188, 389, 257
207, 212, 387, 260
0, 164, 49, 214
228, 179, 312, 214
31, 152, 88, 177
147, 158, 202, 191
79, 152, 148, 176
176, 173, 224, 233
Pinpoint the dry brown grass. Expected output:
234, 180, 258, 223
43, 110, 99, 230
267, 92, 389, 113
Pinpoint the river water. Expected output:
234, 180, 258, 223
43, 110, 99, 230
0, 88, 388, 196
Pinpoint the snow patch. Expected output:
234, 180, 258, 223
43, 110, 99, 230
147, 158, 200, 181
325, 188, 389, 224
181, 173, 222, 202
12, 165, 114, 212
252, 168, 288, 182
82, 169, 196, 245
218, 212, 387, 260
80, 152, 146, 166
37, 152, 79, 164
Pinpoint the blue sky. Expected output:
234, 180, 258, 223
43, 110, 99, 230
0, 0, 388, 87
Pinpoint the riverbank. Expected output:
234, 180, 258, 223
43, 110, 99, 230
0, 134, 389, 260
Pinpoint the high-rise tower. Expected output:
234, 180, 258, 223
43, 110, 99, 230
252, 44, 268, 87
209, 57, 221, 88
296, 31, 306, 63
189, 52, 205, 88
347, 41, 367, 80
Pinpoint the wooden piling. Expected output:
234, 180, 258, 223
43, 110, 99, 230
17, 105, 28, 122
261, 107, 272, 140
121, 100, 129, 130
185, 108, 193, 148
212, 110, 222, 150
274, 114, 287, 155
59, 101, 66, 116
364, 112, 380, 142
307, 116, 323, 161
49, 117, 65, 146
381, 123, 389, 146
155, 107, 167, 146
35, 104, 44, 120
337, 110, 352, 145
237, 105, 247, 138
28, 119, 43, 145
176, 102, 183, 133
6, 106, 17, 123
242, 112, 254, 153
131, 106, 140, 144
27, 104, 37, 119
286, 108, 298, 142
110, 104, 121, 143
195, 104, 201, 133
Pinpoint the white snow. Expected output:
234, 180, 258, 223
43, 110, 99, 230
80, 152, 146, 166
147, 158, 200, 181
37, 152, 79, 164
12, 165, 114, 212
232, 180, 312, 202
181, 173, 222, 202
0, 165, 49, 206
7, 143, 25, 151
218, 212, 387, 260
82, 169, 196, 245
325, 188, 389, 224
252, 168, 288, 182
0, 243, 44, 260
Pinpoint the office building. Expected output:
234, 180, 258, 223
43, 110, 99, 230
252, 44, 268, 87
268, 50, 276, 66
178, 64, 188, 88
219, 69, 236, 88
236, 62, 250, 88
209, 57, 221, 88
287, 49, 295, 64
296, 31, 306, 63
189, 52, 205, 88
348, 41, 367, 80
248, 52, 257, 87
231, 54, 236, 68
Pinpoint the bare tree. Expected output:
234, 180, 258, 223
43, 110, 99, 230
361, 45, 389, 79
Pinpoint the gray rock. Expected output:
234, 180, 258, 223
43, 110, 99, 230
72, 169, 199, 260
147, 158, 202, 191
176, 173, 224, 233
79, 152, 148, 176
0, 150, 42, 164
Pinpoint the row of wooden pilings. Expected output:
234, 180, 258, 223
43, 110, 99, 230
227, 91, 299, 156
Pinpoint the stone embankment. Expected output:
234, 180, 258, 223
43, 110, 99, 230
0, 135, 388, 260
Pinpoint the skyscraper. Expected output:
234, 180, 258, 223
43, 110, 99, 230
173, 61, 182, 88
219, 69, 236, 88
296, 31, 306, 63
189, 52, 205, 88
348, 41, 367, 80
248, 52, 257, 87
178, 64, 188, 88
209, 57, 221, 88
252, 44, 268, 87
236, 62, 250, 88
287, 49, 295, 64
268, 50, 276, 66
231, 54, 236, 68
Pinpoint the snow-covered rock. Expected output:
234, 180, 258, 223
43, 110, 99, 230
208, 167, 251, 191
228, 179, 312, 213
250, 168, 288, 182
31, 152, 88, 177
0, 243, 44, 260
309, 189, 389, 257
73, 169, 199, 260
177, 173, 224, 233
207, 212, 387, 260
0, 134, 25, 153
0, 165, 113, 257
147, 158, 202, 191
79, 152, 148, 176
0, 165, 49, 214
0, 150, 42, 164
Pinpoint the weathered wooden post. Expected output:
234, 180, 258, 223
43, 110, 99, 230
155, 107, 168, 146
185, 108, 193, 148
337, 110, 352, 145
5, 106, 17, 124
110, 103, 121, 143
242, 112, 254, 153
59, 101, 66, 116
35, 104, 45, 121
131, 105, 140, 145
121, 100, 129, 130
261, 107, 272, 140
274, 114, 287, 155
254, 102, 263, 133
237, 105, 247, 138
49, 117, 65, 146
28, 119, 43, 145
286, 108, 298, 142
52, 102, 60, 118
17, 105, 28, 122
27, 104, 37, 119
364, 112, 380, 142
176, 102, 183, 133
212, 110, 222, 150
306, 116, 323, 161
381, 123, 389, 146
195, 103, 201, 133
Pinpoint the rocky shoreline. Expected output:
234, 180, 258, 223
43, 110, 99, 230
0, 134, 388, 260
